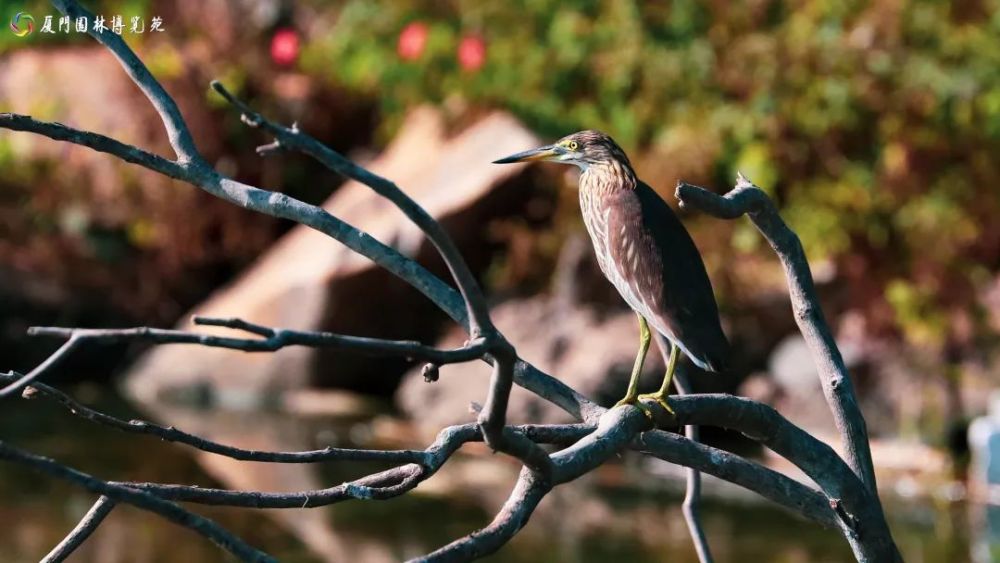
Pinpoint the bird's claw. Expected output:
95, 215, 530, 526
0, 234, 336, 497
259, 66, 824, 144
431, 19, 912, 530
637, 392, 674, 416
613, 396, 656, 420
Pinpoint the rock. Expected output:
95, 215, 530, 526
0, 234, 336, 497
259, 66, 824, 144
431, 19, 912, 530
397, 295, 667, 433
753, 333, 867, 436
767, 335, 824, 398
125, 108, 540, 407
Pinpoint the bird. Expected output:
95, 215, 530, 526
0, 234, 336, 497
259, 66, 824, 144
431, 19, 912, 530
494, 130, 729, 414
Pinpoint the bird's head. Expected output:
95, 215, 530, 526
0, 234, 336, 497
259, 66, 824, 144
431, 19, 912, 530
493, 130, 630, 171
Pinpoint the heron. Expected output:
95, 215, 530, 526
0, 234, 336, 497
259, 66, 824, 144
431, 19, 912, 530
494, 130, 729, 414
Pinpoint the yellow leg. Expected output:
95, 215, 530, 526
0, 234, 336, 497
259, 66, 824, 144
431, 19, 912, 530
639, 342, 678, 414
613, 314, 650, 409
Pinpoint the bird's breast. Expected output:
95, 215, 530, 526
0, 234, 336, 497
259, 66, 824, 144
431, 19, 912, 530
578, 185, 661, 331
579, 189, 614, 279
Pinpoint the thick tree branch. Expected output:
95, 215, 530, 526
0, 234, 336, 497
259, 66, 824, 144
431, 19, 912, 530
636, 429, 840, 529
676, 175, 878, 497
649, 394, 899, 561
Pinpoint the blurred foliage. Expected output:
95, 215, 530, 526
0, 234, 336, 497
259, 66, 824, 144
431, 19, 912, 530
304, 0, 1000, 352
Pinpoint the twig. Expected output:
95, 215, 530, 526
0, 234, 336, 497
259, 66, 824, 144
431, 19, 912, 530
9, 373, 428, 464
0, 440, 274, 562
51, 0, 199, 162
206, 81, 557, 474
0, 110, 600, 423
29, 315, 487, 364
0, 337, 80, 399
655, 333, 713, 563
208, 82, 495, 338
41, 496, 115, 563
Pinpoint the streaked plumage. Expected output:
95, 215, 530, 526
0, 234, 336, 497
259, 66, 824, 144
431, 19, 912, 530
494, 130, 729, 410
582, 174, 728, 373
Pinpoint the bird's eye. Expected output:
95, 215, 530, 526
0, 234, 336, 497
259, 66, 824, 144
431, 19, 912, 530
567, 141, 578, 150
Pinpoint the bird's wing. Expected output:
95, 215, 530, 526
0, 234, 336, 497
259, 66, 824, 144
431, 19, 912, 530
605, 182, 730, 372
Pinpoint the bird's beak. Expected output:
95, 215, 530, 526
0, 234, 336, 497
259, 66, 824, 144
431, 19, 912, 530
492, 144, 564, 164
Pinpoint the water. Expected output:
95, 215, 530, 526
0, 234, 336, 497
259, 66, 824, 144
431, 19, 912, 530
0, 385, 976, 562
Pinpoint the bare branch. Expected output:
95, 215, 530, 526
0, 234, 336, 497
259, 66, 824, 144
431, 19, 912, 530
0, 113, 186, 178
113, 418, 587, 510
15, 368, 832, 531
676, 175, 878, 496
635, 429, 839, 527
474, 341, 555, 478
124, 464, 427, 508
419, 405, 650, 561
28, 318, 488, 365
0, 337, 80, 399
659, 394, 900, 561
0, 3, 900, 560
0, 441, 274, 562
0, 113, 600, 423
656, 332, 713, 563
415, 468, 550, 563
51, 0, 200, 162
9, 373, 428, 465
41, 496, 115, 563
209, 81, 495, 337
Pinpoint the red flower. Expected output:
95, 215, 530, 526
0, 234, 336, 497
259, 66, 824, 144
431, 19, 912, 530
457, 35, 486, 72
270, 28, 300, 67
398, 22, 428, 61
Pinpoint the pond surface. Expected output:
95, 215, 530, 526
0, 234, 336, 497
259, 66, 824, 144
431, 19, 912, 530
0, 385, 979, 562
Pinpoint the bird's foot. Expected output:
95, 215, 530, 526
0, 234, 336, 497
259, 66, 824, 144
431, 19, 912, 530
613, 395, 655, 420
637, 391, 675, 416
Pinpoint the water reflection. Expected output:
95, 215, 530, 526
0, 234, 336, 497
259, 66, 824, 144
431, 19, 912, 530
0, 386, 978, 562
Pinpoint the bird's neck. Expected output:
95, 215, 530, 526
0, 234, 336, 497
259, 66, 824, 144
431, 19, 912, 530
579, 160, 637, 197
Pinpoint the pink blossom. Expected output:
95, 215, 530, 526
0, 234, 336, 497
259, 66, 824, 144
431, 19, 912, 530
270, 28, 300, 66
398, 22, 428, 61
457, 35, 486, 71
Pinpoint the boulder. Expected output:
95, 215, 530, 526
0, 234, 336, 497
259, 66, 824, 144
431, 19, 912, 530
397, 295, 667, 433
125, 108, 540, 406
